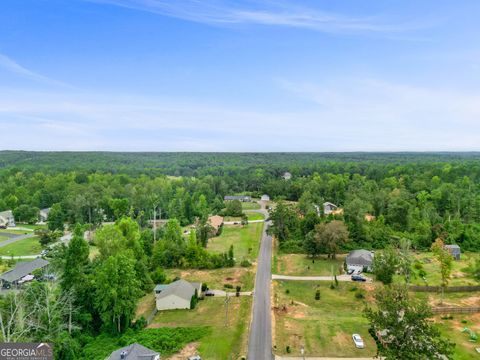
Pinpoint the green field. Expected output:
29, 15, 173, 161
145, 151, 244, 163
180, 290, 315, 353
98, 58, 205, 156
0, 229, 30, 236
208, 222, 263, 263
0, 236, 42, 256
0, 235, 8, 242
246, 212, 264, 221
273, 280, 377, 357
241, 202, 261, 210
434, 314, 480, 360
149, 297, 252, 359
393, 252, 480, 286
274, 254, 345, 276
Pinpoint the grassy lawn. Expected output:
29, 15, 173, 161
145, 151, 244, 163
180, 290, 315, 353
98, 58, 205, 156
16, 224, 47, 231
0, 235, 8, 242
208, 222, 263, 263
246, 212, 264, 221
242, 202, 261, 210
413, 290, 480, 308
165, 267, 255, 291
149, 296, 252, 360
274, 254, 345, 276
273, 280, 377, 357
434, 314, 480, 360
0, 236, 42, 256
0, 229, 30, 236
393, 252, 480, 286
136, 292, 156, 320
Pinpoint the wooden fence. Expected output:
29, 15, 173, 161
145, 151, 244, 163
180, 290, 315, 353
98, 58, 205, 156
409, 285, 480, 293
432, 307, 480, 314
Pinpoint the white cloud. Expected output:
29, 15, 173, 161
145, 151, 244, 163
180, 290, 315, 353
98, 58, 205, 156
0, 53, 70, 87
85, 0, 426, 34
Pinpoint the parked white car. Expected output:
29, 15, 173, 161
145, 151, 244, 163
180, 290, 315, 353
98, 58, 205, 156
188, 356, 201, 360
352, 334, 365, 349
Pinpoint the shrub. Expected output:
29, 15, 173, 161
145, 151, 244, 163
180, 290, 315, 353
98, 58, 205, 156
201, 283, 208, 291
349, 286, 358, 292
413, 261, 424, 270
286, 345, 291, 353
285, 289, 290, 294
355, 290, 365, 299
461, 319, 468, 324
418, 269, 427, 278
315, 289, 321, 300
330, 283, 335, 290
240, 259, 252, 267
224, 283, 234, 289
133, 316, 147, 330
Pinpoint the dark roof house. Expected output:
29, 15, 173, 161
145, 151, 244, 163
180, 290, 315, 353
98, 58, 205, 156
0, 258, 50, 284
346, 250, 374, 271
155, 279, 202, 311
224, 195, 251, 202
107, 343, 160, 360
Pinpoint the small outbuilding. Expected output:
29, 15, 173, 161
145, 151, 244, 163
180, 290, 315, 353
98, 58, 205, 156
261, 194, 270, 202
107, 343, 160, 360
282, 172, 292, 180
445, 244, 461, 260
323, 202, 343, 216
155, 279, 202, 311
346, 250, 374, 272
208, 215, 224, 235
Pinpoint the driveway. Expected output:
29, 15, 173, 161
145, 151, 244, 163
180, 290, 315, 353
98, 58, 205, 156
206, 290, 253, 297
247, 209, 273, 360
0, 233, 35, 248
272, 274, 373, 282
0, 255, 39, 260
223, 219, 265, 225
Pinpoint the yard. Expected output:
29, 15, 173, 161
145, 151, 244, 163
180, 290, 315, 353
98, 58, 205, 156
165, 267, 255, 291
0, 236, 42, 256
241, 201, 261, 210
394, 251, 480, 287
149, 296, 252, 360
0, 229, 31, 236
273, 280, 377, 357
223, 212, 264, 222
208, 222, 263, 263
273, 254, 345, 276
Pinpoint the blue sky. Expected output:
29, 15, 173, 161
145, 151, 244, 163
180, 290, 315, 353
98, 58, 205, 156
0, 0, 479, 151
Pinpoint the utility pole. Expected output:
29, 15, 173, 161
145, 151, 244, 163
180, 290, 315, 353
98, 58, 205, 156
301, 345, 305, 360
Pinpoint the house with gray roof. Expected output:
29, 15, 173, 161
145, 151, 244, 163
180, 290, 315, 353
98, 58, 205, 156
0, 210, 15, 227
445, 244, 461, 260
346, 250, 374, 272
224, 195, 251, 202
155, 279, 202, 311
0, 258, 50, 286
107, 343, 160, 360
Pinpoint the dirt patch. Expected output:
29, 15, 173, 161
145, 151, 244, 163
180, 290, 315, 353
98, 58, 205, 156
460, 295, 480, 307
332, 332, 351, 347
166, 342, 199, 360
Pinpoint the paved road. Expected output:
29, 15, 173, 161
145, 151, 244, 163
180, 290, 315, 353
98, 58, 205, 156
0, 255, 39, 259
0, 233, 35, 248
248, 209, 273, 360
272, 274, 373, 282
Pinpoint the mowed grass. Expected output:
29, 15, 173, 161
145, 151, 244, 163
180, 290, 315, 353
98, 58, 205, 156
149, 296, 252, 360
274, 254, 345, 276
434, 313, 480, 360
241, 201, 261, 210
273, 280, 377, 357
165, 267, 255, 291
0, 235, 8, 242
0, 229, 30, 236
0, 236, 42, 256
208, 222, 263, 263
394, 252, 480, 286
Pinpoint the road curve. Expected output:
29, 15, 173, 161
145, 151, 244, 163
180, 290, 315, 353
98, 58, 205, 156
247, 209, 273, 360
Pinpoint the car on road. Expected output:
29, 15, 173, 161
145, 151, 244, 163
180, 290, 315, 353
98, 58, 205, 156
204, 290, 215, 297
188, 356, 202, 360
352, 334, 365, 348
351, 274, 367, 282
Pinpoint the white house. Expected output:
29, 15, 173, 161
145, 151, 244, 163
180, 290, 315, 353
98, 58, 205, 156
39, 208, 50, 223
155, 279, 202, 311
282, 172, 292, 180
0, 210, 15, 227
261, 194, 270, 201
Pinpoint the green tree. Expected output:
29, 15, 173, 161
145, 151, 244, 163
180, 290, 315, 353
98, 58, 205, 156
13, 205, 39, 224
373, 247, 399, 285
94, 252, 141, 333
224, 200, 243, 217
61, 225, 89, 292
309, 220, 349, 259
365, 285, 454, 360
431, 238, 453, 303
48, 203, 65, 231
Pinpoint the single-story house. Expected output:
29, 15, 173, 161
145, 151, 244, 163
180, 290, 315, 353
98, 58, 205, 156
261, 194, 270, 201
39, 208, 50, 223
0, 258, 50, 287
0, 210, 15, 227
208, 215, 224, 235
107, 343, 160, 360
323, 202, 343, 216
282, 172, 292, 180
155, 279, 202, 311
346, 250, 374, 272
224, 195, 251, 202
445, 244, 461, 260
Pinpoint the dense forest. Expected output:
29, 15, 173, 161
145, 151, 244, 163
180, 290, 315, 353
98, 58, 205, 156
2, 151, 480, 358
